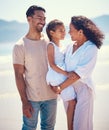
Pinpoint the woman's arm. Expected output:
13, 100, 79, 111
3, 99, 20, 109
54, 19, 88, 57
51, 71, 80, 93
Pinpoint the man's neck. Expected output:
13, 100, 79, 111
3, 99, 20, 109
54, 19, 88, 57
26, 31, 43, 41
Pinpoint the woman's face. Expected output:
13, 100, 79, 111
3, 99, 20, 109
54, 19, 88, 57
69, 23, 80, 41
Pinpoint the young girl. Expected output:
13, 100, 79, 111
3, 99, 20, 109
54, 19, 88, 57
46, 19, 76, 130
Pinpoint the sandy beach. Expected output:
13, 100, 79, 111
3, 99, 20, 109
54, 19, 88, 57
0, 44, 109, 130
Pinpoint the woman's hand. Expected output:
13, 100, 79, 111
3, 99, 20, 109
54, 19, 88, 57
67, 71, 74, 78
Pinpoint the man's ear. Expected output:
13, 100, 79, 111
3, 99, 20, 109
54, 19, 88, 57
27, 16, 32, 22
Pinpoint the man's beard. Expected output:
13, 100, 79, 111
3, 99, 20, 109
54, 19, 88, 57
36, 24, 44, 33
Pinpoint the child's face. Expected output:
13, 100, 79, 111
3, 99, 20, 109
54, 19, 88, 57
51, 25, 66, 40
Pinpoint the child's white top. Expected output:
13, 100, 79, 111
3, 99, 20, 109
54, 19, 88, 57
48, 42, 65, 67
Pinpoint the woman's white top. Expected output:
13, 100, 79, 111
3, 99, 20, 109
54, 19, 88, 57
65, 40, 98, 91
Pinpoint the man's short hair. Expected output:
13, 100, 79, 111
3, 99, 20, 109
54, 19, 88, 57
26, 5, 46, 17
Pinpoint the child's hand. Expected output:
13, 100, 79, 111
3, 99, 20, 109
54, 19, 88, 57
50, 85, 61, 94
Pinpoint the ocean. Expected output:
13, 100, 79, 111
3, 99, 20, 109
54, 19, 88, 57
0, 41, 109, 130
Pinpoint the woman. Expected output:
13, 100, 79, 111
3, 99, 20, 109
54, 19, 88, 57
52, 16, 104, 130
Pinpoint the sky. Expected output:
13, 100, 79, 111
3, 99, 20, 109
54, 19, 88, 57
0, 0, 109, 24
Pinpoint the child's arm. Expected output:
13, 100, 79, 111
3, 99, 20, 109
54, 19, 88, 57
47, 43, 68, 76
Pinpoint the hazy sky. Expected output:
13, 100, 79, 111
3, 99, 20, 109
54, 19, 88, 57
0, 0, 109, 24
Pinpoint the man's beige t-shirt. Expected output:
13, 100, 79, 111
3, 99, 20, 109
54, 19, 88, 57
13, 37, 57, 101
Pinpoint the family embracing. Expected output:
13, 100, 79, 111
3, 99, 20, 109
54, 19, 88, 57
13, 5, 104, 130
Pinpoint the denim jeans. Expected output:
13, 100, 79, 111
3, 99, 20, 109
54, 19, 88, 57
22, 99, 57, 130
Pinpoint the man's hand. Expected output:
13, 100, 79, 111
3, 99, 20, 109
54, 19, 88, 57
22, 102, 34, 118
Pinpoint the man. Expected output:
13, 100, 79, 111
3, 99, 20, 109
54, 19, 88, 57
13, 5, 57, 130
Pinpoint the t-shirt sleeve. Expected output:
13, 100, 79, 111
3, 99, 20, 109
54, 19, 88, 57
12, 44, 25, 65
75, 45, 98, 79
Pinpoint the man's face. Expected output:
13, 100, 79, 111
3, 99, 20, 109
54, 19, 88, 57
28, 10, 46, 32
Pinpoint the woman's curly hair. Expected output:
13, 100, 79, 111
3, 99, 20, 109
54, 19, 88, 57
71, 16, 104, 49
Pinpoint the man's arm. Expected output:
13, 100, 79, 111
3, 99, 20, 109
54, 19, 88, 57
13, 64, 33, 118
